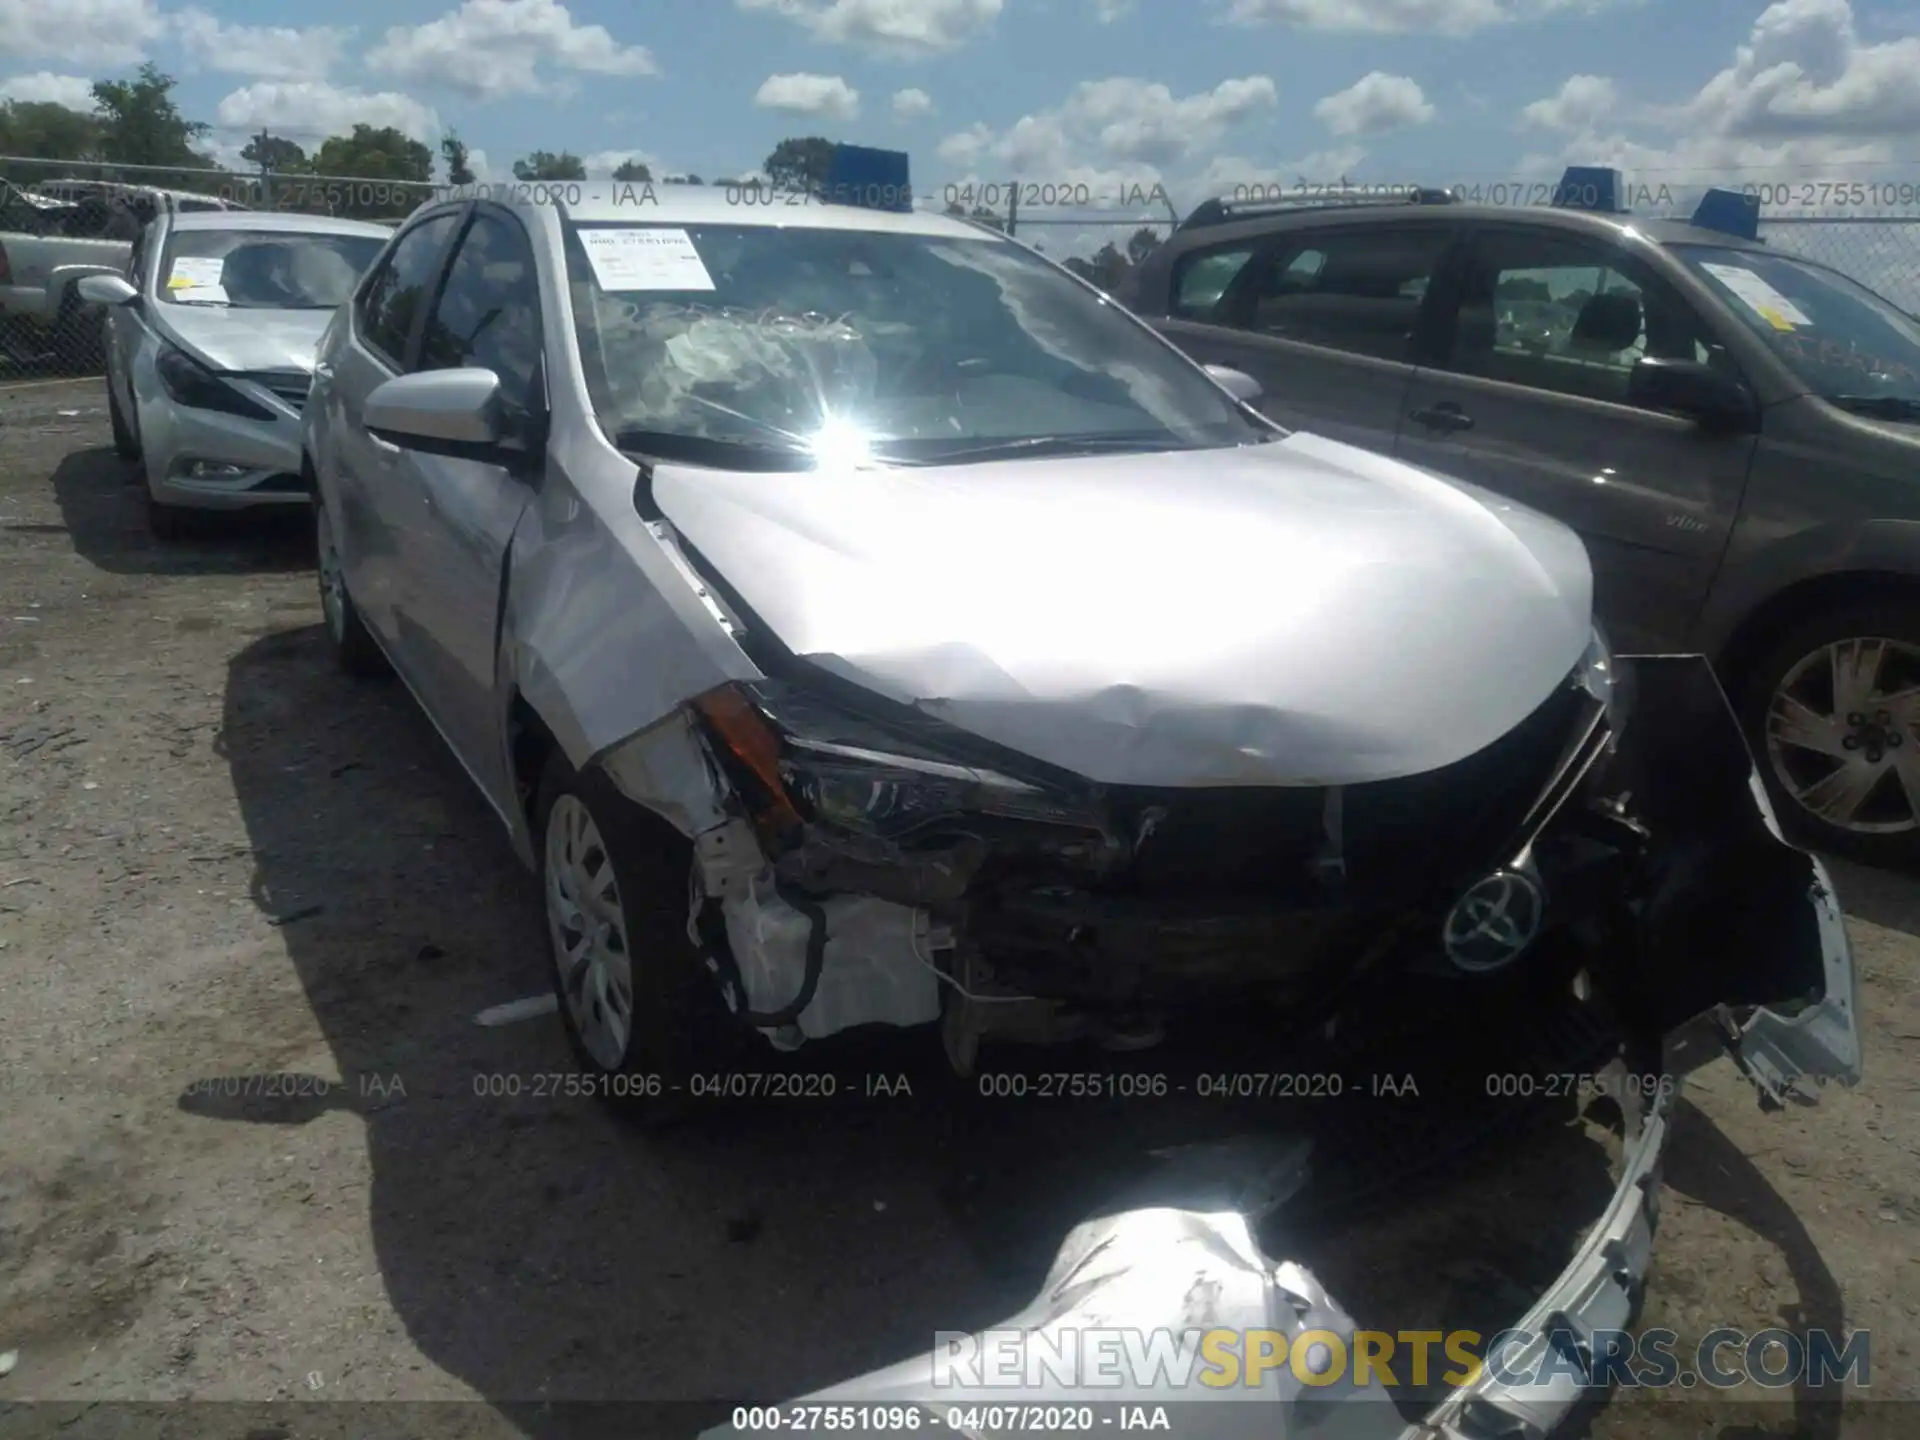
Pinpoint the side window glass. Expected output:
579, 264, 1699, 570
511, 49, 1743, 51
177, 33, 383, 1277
1245, 229, 1450, 361
1172, 247, 1254, 320
418, 212, 543, 411
1447, 231, 1732, 407
355, 213, 459, 369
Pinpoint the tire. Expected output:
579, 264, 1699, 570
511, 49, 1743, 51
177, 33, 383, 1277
1737, 597, 1920, 867
314, 498, 388, 678
534, 749, 739, 1125
106, 370, 140, 461
145, 490, 192, 539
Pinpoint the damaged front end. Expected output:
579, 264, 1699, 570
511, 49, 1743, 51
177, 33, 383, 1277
593, 639, 1860, 1100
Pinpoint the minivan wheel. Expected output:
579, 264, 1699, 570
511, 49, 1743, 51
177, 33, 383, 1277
1741, 599, 1920, 866
534, 751, 738, 1124
315, 500, 388, 678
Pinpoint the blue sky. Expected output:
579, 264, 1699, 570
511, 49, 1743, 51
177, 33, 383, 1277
3, 0, 1919, 225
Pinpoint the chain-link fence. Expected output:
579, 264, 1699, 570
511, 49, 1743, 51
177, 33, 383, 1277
0, 154, 435, 376
6, 151, 1919, 378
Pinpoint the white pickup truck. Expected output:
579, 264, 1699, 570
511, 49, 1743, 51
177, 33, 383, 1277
0, 180, 241, 370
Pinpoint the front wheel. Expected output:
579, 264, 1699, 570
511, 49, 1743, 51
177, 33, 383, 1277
1740, 599, 1920, 866
535, 751, 740, 1125
315, 499, 388, 677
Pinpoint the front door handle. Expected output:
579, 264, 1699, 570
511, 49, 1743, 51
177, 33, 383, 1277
1409, 402, 1474, 433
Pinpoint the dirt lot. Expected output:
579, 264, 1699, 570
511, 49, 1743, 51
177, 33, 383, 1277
1, 375, 1916, 1440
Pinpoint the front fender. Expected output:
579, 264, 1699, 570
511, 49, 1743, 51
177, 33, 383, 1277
1694, 516, 1920, 663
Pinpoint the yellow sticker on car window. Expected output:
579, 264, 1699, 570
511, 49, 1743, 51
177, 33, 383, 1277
1757, 305, 1795, 331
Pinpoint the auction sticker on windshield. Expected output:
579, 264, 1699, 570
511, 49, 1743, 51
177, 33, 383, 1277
1700, 262, 1813, 330
167, 255, 227, 303
580, 227, 715, 291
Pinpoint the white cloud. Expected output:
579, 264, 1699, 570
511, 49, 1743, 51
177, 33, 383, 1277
1313, 72, 1435, 135
0, 72, 95, 109
213, 81, 441, 145
367, 0, 657, 101
1191, 147, 1373, 197
169, 10, 354, 80
891, 86, 933, 118
0, 0, 164, 67
1519, 0, 1920, 194
942, 74, 1276, 185
1222, 0, 1635, 34
754, 72, 860, 120
1518, 73, 1617, 130
1093, 0, 1132, 17
581, 148, 662, 176
735, 0, 1001, 54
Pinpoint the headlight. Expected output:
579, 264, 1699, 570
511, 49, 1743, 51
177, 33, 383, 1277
1575, 624, 1628, 732
693, 682, 1106, 841
155, 346, 275, 420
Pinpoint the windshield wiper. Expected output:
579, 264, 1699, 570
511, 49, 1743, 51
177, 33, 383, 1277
1827, 394, 1920, 421
876, 433, 1207, 466
612, 426, 816, 471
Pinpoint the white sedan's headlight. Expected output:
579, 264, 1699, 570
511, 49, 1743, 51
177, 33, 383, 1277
1576, 624, 1627, 731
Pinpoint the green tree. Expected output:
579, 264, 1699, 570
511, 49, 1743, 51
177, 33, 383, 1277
311, 125, 434, 218
610, 158, 652, 182
666, 173, 704, 185
1125, 226, 1162, 267
513, 150, 587, 181
242, 133, 308, 173
90, 63, 218, 188
0, 102, 102, 185
439, 131, 476, 186
763, 136, 837, 195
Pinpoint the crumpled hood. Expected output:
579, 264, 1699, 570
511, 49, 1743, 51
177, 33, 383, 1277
651, 432, 1594, 787
156, 304, 331, 374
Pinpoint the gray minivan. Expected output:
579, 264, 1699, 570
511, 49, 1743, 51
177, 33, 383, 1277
1124, 176, 1920, 867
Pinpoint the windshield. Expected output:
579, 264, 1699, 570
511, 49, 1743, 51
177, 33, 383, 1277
1674, 243, 1920, 409
158, 228, 387, 310
563, 221, 1270, 467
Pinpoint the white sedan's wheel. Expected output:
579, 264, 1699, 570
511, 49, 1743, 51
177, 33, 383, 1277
544, 793, 636, 1071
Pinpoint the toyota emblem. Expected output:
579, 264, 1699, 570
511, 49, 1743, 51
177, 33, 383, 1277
1442, 867, 1547, 972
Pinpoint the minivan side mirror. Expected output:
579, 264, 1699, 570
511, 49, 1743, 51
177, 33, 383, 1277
365, 369, 511, 461
1628, 357, 1757, 432
77, 273, 140, 307
1204, 364, 1263, 404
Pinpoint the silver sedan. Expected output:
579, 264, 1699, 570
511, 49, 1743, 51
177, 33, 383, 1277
80, 210, 391, 537
302, 186, 1858, 1129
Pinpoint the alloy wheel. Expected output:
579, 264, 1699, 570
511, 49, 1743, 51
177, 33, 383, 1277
1764, 635, 1920, 834
544, 794, 636, 1070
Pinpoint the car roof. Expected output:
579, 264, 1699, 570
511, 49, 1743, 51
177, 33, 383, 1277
168, 210, 395, 237
1166, 201, 1771, 257
458, 182, 992, 240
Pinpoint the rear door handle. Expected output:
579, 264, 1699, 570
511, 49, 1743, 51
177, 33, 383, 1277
1409, 402, 1474, 433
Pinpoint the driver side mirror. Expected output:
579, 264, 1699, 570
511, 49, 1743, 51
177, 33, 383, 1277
77, 274, 140, 307
1628, 357, 1757, 432
365, 369, 526, 463
1204, 364, 1263, 404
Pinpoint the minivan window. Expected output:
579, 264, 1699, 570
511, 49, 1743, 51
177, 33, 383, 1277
1238, 228, 1451, 361
1445, 230, 1727, 406
563, 221, 1273, 467
1674, 244, 1920, 411
1172, 247, 1255, 320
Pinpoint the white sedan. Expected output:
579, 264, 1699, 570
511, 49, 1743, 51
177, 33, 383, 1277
80, 210, 392, 537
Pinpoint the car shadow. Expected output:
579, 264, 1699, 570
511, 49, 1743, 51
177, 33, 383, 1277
198, 623, 1653, 1434
45, 445, 313, 577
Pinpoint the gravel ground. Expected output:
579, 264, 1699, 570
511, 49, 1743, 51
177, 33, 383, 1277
1, 377, 1915, 1440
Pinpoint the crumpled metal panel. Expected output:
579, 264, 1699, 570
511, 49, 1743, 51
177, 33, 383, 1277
649, 429, 1593, 789
499, 433, 763, 775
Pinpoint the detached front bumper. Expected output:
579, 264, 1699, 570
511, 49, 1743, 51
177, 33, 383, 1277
696, 656, 1861, 1440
